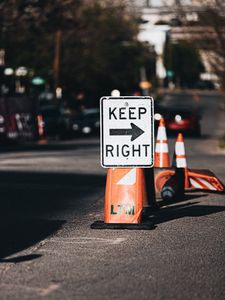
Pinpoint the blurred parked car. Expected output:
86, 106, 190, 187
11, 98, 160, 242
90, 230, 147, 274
38, 105, 73, 139
0, 94, 37, 143
154, 105, 201, 137
71, 108, 100, 136
194, 80, 215, 90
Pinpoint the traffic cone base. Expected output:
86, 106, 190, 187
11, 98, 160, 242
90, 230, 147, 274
91, 220, 155, 230
91, 168, 155, 230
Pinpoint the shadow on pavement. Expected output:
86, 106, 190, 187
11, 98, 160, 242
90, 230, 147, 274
0, 171, 105, 217
184, 188, 225, 195
156, 201, 225, 225
0, 219, 65, 261
0, 254, 42, 263
0, 170, 105, 187
0, 139, 100, 154
158, 193, 208, 208
0, 170, 105, 261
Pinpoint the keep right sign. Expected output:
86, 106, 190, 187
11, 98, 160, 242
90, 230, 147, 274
100, 96, 154, 168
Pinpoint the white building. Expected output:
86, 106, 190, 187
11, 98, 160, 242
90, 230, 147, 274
134, 0, 218, 85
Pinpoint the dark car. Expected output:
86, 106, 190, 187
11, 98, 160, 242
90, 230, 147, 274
0, 94, 37, 143
71, 108, 100, 136
154, 105, 201, 137
38, 105, 72, 139
194, 80, 215, 90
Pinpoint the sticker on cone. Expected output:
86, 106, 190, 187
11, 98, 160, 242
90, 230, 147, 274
104, 168, 143, 224
155, 118, 170, 168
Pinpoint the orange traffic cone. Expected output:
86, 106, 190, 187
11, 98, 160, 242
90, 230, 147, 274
37, 114, 46, 144
154, 117, 171, 197
104, 168, 142, 224
91, 168, 154, 229
173, 133, 190, 189
154, 118, 170, 168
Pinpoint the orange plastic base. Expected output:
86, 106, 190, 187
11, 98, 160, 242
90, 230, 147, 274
91, 220, 155, 230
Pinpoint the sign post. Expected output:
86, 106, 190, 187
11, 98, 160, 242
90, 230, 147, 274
91, 96, 157, 229
100, 96, 154, 168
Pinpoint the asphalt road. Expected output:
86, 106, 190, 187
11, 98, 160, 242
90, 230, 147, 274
0, 91, 224, 300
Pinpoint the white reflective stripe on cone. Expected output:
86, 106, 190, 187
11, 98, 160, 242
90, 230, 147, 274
176, 157, 187, 168
198, 177, 217, 191
190, 177, 217, 191
190, 178, 202, 189
156, 127, 167, 140
117, 169, 136, 186
159, 154, 166, 168
155, 143, 169, 153
175, 142, 185, 155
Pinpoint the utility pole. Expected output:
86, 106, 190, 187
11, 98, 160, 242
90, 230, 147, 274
174, 0, 186, 22
0, 49, 5, 66
53, 29, 62, 100
146, 0, 151, 7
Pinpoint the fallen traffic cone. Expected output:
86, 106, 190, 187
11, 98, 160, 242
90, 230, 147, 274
91, 168, 154, 229
155, 133, 187, 202
154, 117, 172, 197
161, 168, 185, 201
155, 169, 175, 195
173, 133, 225, 193
172, 133, 190, 189
188, 169, 225, 192
154, 118, 170, 168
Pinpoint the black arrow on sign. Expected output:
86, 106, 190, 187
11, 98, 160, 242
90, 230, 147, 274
109, 123, 145, 141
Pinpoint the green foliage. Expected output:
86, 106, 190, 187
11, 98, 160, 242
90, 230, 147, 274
164, 39, 204, 88
197, 6, 225, 91
0, 0, 155, 105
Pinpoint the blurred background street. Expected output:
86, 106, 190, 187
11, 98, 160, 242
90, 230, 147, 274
0, 1, 225, 300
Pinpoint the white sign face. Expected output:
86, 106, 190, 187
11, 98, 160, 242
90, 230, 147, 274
100, 96, 154, 168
